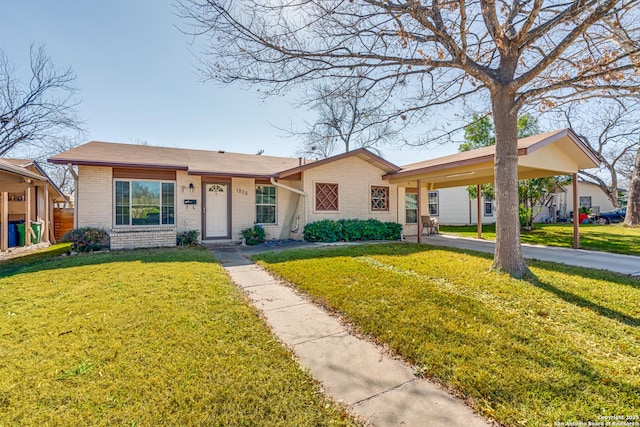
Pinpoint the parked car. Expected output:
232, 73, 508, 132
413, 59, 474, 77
592, 207, 627, 224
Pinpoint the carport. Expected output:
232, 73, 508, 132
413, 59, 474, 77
384, 128, 600, 248
0, 159, 66, 252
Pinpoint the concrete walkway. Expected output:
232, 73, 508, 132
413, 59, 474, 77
211, 247, 491, 427
415, 234, 640, 276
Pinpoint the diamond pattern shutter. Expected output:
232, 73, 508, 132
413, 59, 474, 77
315, 183, 339, 211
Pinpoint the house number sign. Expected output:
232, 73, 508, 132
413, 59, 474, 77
236, 188, 249, 196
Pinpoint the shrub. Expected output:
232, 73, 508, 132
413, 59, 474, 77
240, 224, 266, 245
303, 219, 402, 242
177, 230, 200, 246
303, 219, 342, 242
61, 227, 109, 252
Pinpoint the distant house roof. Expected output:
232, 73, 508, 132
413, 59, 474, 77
49, 141, 400, 178
386, 129, 600, 189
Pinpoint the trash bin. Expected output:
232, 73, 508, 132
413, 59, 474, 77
31, 222, 42, 243
8, 222, 18, 247
16, 223, 25, 246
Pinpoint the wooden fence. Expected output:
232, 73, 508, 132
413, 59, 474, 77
54, 208, 74, 241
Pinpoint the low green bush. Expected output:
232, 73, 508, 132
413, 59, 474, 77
303, 219, 342, 242
177, 230, 200, 246
61, 227, 110, 252
240, 224, 266, 245
303, 219, 402, 242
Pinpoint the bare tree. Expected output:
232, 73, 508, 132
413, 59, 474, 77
282, 79, 404, 159
624, 144, 640, 226
559, 99, 640, 208
0, 44, 85, 158
178, 0, 640, 277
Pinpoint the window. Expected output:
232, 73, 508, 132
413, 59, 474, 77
484, 196, 494, 216
256, 185, 276, 224
114, 180, 175, 226
579, 196, 592, 209
371, 186, 389, 211
428, 191, 439, 216
405, 193, 418, 224
315, 183, 339, 211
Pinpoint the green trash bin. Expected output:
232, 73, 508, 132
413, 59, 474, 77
16, 223, 25, 246
31, 222, 42, 243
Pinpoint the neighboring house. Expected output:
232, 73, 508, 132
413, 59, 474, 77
429, 180, 621, 226
0, 158, 68, 251
49, 142, 402, 250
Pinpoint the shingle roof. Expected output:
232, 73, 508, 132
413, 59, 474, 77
49, 141, 304, 177
388, 128, 599, 180
49, 141, 401, 178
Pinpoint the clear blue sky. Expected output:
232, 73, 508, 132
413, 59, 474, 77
0, 0, 454, 165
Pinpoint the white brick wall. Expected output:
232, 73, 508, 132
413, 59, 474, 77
110, 227, 177, 250
302, 157, 399, 225
230, 178, 254, 241
77, 165, 113, 228
176, 172, 202, 240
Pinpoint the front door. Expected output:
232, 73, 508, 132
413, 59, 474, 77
204, 183, 230, 238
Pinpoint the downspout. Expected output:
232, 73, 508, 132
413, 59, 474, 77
67, 163, 78, 228
270, 177, 307, 237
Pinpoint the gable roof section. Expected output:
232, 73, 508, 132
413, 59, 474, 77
49, 141, 401, 179
49, 141, 302, 178
0, 158, 46, 181
385, 129, 600, 189
0, 158, 68, 201
276, 148, 401, 179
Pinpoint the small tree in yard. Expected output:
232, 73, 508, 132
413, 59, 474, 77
624, 146, 640, 227
558, 99, 640, 209
179, 0, 640, 277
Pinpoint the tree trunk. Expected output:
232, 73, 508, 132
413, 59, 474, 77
491, 91, 529, 277
623, 146, 640, 227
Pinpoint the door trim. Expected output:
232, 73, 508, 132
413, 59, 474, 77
202, 182, 232, 239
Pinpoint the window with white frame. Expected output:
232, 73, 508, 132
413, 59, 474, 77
484, 196, 494, 216
405, 193, 418, 223
114, 180, 175, 226
256, 185, 277, 224
428, 191, 439, 216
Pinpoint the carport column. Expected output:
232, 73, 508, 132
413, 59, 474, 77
477, 184, 482, 239
1, 192, 7, 251
573, 173, 579, 249
417, 179, 422, 244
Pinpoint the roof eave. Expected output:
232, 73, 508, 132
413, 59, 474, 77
48, 158, 189, 171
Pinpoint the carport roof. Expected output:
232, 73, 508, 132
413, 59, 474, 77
384, 128, 599, 188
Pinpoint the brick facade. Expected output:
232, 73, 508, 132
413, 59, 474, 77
74, 154, 406, 249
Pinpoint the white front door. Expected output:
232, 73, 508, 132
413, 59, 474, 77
205, 183, 229, 238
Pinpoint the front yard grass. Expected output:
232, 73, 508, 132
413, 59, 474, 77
255, 244, 640, 427
439, 223, 640, 255
0, 247, 356, 426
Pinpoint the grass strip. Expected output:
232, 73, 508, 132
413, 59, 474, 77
0, 247, 356, 426
439, 223, 640, 255
256, 243, 640, 427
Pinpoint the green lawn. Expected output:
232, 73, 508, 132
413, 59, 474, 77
439, 223, 640, 255
0, 246, 356, 426
255, 244, 640, 427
